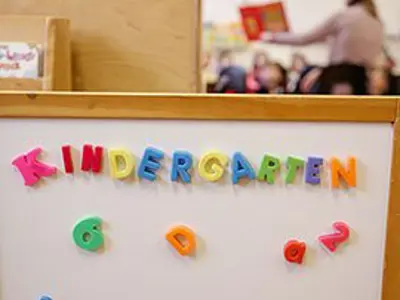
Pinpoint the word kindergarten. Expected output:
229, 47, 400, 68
11, 144, 357, 188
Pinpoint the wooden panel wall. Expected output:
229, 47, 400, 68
0, 16, 72, 91
0, 0, 200, 92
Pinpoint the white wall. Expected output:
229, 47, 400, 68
203, 0, 399, 35
203, 0, 400, 73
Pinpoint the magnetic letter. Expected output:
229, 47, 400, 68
62, 145, 74, 174
283, 240, 306, 264
330, 157, 356, 188
198, 151, 228, 182
305, 156, 323, 184
81, 144, 103, 173
285, 156, 304, 184
73, 216, 104, 252
12, 147, 57, 186
318, 221, 350, 252
171, 151, 193, 183
232, 152, 255, 184
166, 225, 196, 256
108, 148, 135, 179
257, 154, 280, 184
138, 147, 164, 181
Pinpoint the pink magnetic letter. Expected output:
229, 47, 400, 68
318, 221, 350, 252
12, 148, 57, 186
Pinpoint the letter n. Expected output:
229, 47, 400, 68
81, 144, 104, 173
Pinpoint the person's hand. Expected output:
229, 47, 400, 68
260, 32, 274, 42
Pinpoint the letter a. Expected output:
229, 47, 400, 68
12, 147, 57, 186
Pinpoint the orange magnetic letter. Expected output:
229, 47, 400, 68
166, 225, 196, 256
331, 157, 357, 188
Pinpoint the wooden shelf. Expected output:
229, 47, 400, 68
0, 15, 71, 91
0, 78, 42, 90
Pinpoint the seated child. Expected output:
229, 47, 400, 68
256, 62, 287, 94
213, 65, 247, 93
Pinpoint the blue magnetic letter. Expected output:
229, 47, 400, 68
232, 152, 255, 184
138, 147, 164, 181
305, 156, 323, 184
171, 151, 193, 183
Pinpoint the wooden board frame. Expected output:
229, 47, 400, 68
0, 91, 399, 300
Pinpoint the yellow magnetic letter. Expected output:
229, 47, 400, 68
108, 148, 135, 179
198, 151, 228, 182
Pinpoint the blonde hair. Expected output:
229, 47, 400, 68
363, 0, 379, 19
348, 0, 380, 19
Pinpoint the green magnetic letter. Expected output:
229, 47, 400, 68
73, 216, 104, 252
285, 156, 305, 184
257, 154, 280, 184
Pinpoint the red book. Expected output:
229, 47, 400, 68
239, 2, 289, 41
239, 5, 265, 41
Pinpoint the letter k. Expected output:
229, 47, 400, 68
12, 147, 57, 186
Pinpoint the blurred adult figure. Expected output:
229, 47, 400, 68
262, 0, 384, 95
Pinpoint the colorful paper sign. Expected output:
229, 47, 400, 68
203, 22, 248, 50
0, 42, 41, 79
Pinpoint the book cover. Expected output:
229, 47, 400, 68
239, 2, 289, 41
203, 22, 248, 50
239, 5, 265, 41
0, 42, 42, 79
261, 2, 290, 33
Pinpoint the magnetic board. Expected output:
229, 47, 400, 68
0, 115, 394, 300
0, 93, 398, 300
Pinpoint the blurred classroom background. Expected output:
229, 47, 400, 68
202, 0, 400, 95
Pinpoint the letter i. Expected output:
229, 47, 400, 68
62, 145, 74, 174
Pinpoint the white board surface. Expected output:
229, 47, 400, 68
0, 119, 393, 300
